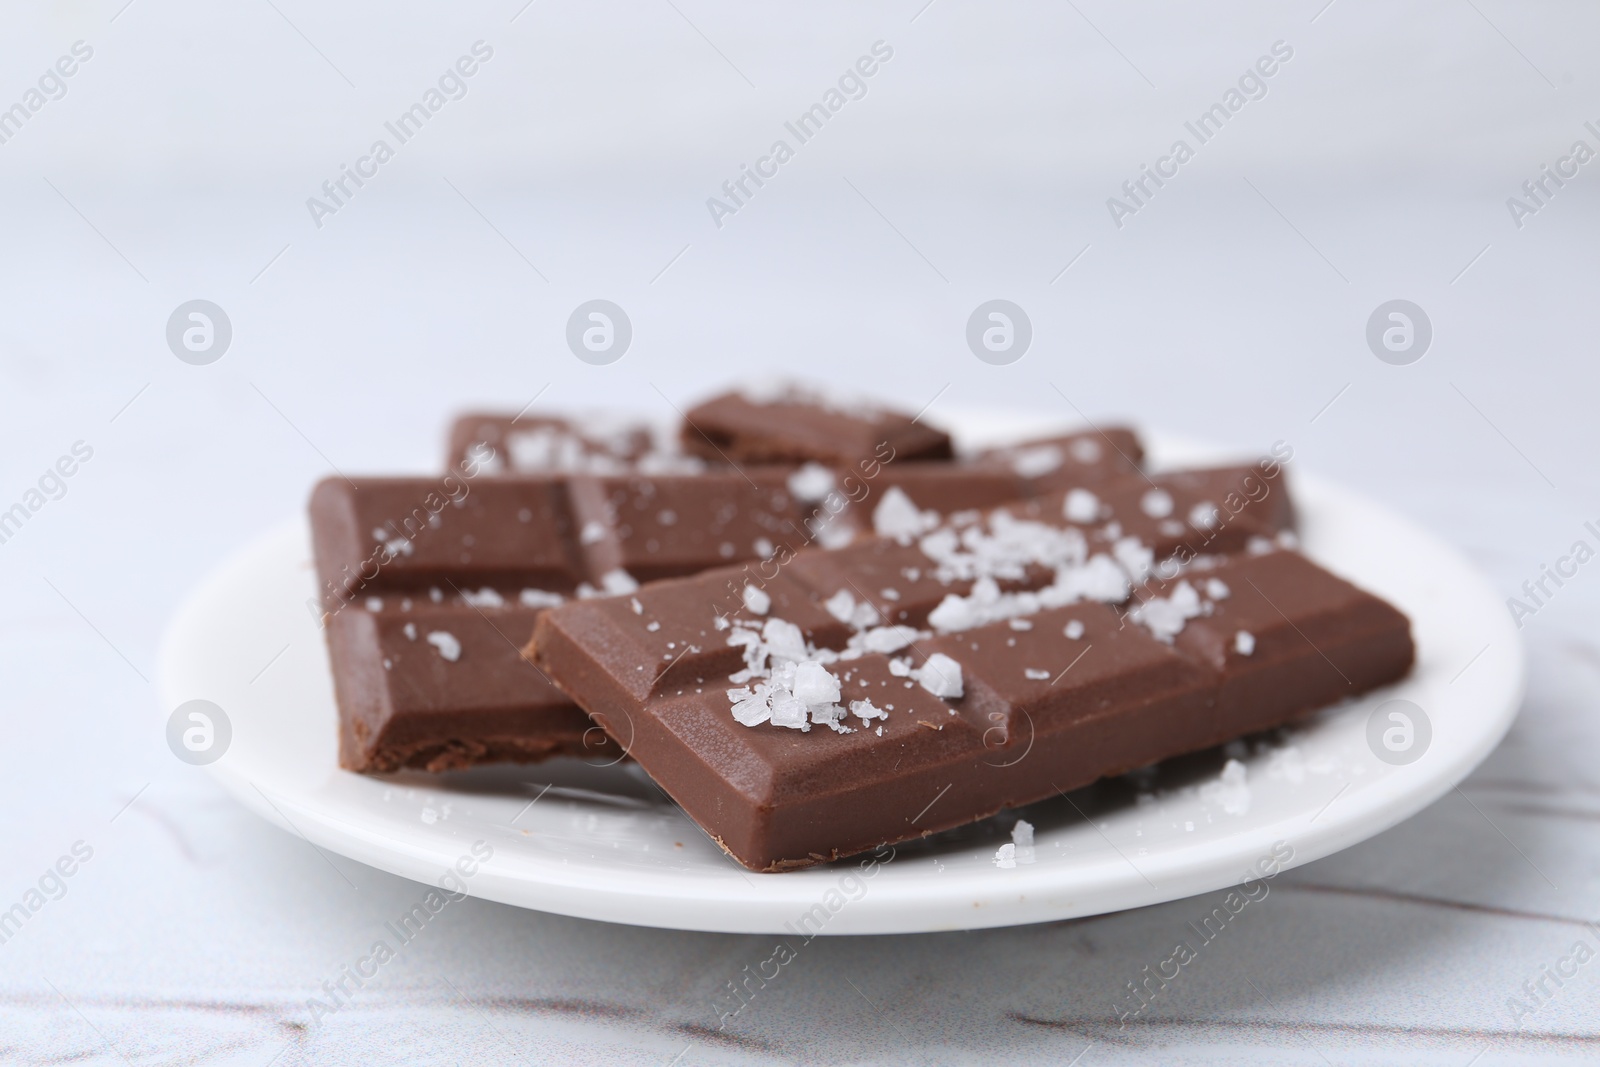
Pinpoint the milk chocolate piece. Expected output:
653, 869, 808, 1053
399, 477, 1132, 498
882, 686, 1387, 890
311, 469, 819, 772
331, 604, 620, 772
681, 386, 953, 466
530, 501, 1410, 871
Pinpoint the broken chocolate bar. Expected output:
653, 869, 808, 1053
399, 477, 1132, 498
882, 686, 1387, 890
330, 603, 621, 772
310, 468, 820, 772
681, 384, 953, 466
529, 478, 1409, 872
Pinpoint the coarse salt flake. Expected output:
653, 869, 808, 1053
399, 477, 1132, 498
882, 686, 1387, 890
1141, 488, 1174, 518
426, 631, 461, 662
915, 653, 964, 699
742, 583, 771, 615
787, 463, 835, 502
1234, 631, 1256, 656
1064, 488, 1100, 524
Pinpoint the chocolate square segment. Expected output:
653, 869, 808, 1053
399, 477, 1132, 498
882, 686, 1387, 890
682, 387, 953, 466
1162, 551, 1414, 730
331, 605, 618, 773
310, 477, 585, 603
570, 470, 810, 583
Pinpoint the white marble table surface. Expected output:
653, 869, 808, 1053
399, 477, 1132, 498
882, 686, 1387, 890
2, 1, 1598, 1062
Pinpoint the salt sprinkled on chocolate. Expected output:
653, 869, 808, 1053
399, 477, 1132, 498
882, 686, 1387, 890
1064, 488, 1100, 524
1009, 444, 1063, 478
786, 463, 836, 502
874, 486, 940, 543
1235, 631, 1256, 656
915, 653, 964, 699
519, 589, 564, 609
1129, 580, 1203, 643
426, 631, 462, 662
1140, 488, 1174, 518
1064, 619, 1085, 640
460, 587, 504, 608
742, 583, 771, 615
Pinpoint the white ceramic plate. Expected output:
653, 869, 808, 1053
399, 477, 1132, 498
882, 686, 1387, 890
157, 418, 1523, 934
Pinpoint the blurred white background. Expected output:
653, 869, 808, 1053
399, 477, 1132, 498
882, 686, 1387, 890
2, 1, 1598, 1062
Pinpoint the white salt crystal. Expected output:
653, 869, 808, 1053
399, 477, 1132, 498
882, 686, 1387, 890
1189, 501, 1219, 530
762, 618, 807, 662
580, 520, 608, 545
1068, 438, 1101, 463
520, 589, 564, 609
824, 589, 856, 623
994, 843, 1017, 869
426, 631, 461, 662
874, 486, 938, 541
1063, 620, 1085, 640
768, 689, 809, 730
863, 626, 919, 653
600, 570, 639, 595
1141, 488, 1174, 518
1064, 488, 1100, 524
1206, 578, 1231, 600
1235, 631, 1256, 656
460, 587, 504, 608
787, 463, 835, 502
1009, 445, 1062, 478
742, 583, 771, 615
916, 653, 964, 699
1011, 820, 1034, 847
792, 661, 841, 706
